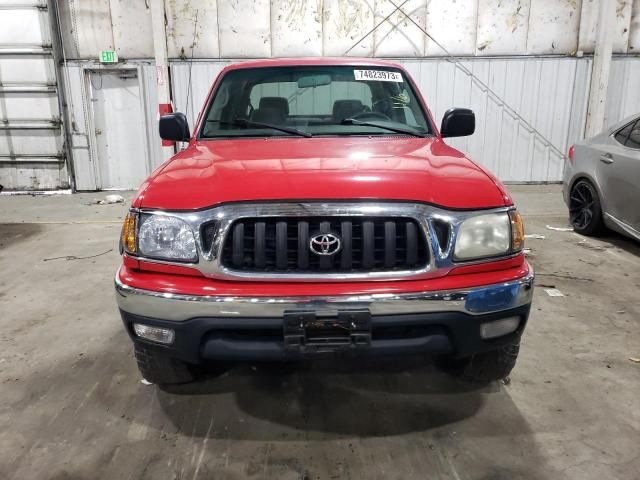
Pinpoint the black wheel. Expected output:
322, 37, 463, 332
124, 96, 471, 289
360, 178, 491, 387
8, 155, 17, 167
569, 179, 604, 235
134, 343, 201, 385
437, 341, 520, 383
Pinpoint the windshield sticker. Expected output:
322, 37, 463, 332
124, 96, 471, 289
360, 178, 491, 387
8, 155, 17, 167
354, 70, 403, 82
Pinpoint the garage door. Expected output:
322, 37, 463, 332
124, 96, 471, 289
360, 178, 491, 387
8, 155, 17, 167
0, 1, 67, 190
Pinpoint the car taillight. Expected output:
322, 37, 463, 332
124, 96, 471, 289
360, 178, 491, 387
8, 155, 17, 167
568, 145, 574, 164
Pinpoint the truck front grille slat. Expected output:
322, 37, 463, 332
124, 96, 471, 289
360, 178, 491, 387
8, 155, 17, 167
275, 221, 287, 269
254, 221, 266, 268
297, 221, 309, 270
232, 222, 244, 267
340, 220, 353, 270
220, 216, 428, 274
406, 221, 418, 266
362, 220, 374, 270
384, 221, 396, 268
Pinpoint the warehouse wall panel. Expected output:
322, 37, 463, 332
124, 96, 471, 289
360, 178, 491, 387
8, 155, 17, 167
629, 0, 640, 51
578, 0, 634, 53
218, 0, 271, 58
0, 164, 67, 190
60, 0, 640, 59
605, 57, 640, 126
140, 65, 169, 169
424, 0, 478, 56
322, 0, 375, 56
397, 57, 592, 182
64, 0, 115, 59
476, 0, 531, 55
64, 65, 96, 191
165, 0, 220, 59
373, 0, 427, 56
170, 62, 230, 126
271, 0, 323, 56
109, 0, 154, 58
527, 0, 582, 54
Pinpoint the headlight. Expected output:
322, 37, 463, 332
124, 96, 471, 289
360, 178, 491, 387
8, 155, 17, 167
137, 214, 197, 262
454, 211, 523, 261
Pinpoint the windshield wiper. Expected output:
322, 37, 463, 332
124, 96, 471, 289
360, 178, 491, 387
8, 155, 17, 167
207, 118, 312, 138
340, 118, 427, 138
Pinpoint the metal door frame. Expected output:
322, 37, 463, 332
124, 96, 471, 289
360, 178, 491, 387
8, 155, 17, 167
84, 65, 152, 190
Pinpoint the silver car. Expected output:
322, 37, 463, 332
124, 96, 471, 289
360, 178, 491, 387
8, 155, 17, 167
563, 114, 640, 241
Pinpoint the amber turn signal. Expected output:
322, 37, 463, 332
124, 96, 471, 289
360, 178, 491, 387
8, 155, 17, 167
509, 210, 525, 252
121, 212, 137, 253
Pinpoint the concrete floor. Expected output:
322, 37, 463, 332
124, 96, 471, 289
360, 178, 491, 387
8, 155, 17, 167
1, 185, 639, 480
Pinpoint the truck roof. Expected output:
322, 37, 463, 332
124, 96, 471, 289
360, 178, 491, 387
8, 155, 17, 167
221, 57, 406, 72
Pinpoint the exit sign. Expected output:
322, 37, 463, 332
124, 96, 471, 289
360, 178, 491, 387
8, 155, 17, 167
99, 50, 118, 63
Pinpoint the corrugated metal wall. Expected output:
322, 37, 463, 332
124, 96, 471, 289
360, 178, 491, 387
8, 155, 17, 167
606, 56, 640, 124
0, 1, 67, 190
170, 57, 640, 183
402, 57, 590, 182
170, 63, 229, 128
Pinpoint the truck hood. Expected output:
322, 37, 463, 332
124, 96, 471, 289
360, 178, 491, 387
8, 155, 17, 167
136, 137, 510, 210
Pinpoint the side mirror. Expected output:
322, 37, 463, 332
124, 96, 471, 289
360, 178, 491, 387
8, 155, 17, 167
159, 112, 190, 142
440, 108, 475, 137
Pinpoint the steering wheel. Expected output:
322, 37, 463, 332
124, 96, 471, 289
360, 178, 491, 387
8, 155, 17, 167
349, 111, 391, 121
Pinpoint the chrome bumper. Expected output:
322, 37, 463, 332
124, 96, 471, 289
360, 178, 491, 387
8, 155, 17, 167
115, 266, 534, 322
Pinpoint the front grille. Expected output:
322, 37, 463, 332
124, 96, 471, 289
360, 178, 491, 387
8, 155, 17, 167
220, 216, 429, 273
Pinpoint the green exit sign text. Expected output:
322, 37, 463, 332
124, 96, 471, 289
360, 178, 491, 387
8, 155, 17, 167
100, 50, 118, 63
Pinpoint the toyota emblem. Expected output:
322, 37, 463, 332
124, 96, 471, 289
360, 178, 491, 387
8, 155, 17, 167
309, 233, 341, 256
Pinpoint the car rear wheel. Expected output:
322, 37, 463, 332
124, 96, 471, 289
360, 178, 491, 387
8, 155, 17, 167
437, 341, 520, 383
134, 343, 202, 385
569, 179, 604, 235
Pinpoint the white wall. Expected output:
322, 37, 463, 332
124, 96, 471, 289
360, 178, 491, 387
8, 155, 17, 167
60, 0, 640, 60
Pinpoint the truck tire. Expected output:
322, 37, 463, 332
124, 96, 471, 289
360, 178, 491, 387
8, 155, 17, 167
134, 343, 201, 385
438, 341, 520, 383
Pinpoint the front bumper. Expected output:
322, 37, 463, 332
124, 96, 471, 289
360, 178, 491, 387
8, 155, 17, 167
116, 266, 534, 363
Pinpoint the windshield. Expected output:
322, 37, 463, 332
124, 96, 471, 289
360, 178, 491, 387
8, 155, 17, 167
200, 66, 432, 138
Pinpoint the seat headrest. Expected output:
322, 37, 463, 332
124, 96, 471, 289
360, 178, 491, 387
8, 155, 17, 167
259, 97, 289, 115
332, 100, 364, 121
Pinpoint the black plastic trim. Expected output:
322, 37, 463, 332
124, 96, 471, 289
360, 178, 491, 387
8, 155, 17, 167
120, 303, 531, 364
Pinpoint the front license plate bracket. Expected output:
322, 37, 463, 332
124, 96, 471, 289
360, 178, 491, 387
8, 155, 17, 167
283, 309, 372, 352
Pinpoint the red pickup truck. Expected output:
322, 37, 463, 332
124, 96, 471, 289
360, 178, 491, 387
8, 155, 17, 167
116, 58, 533, 385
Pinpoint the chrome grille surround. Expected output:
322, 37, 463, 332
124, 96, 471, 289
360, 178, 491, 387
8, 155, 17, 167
128, 202, 518, 282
